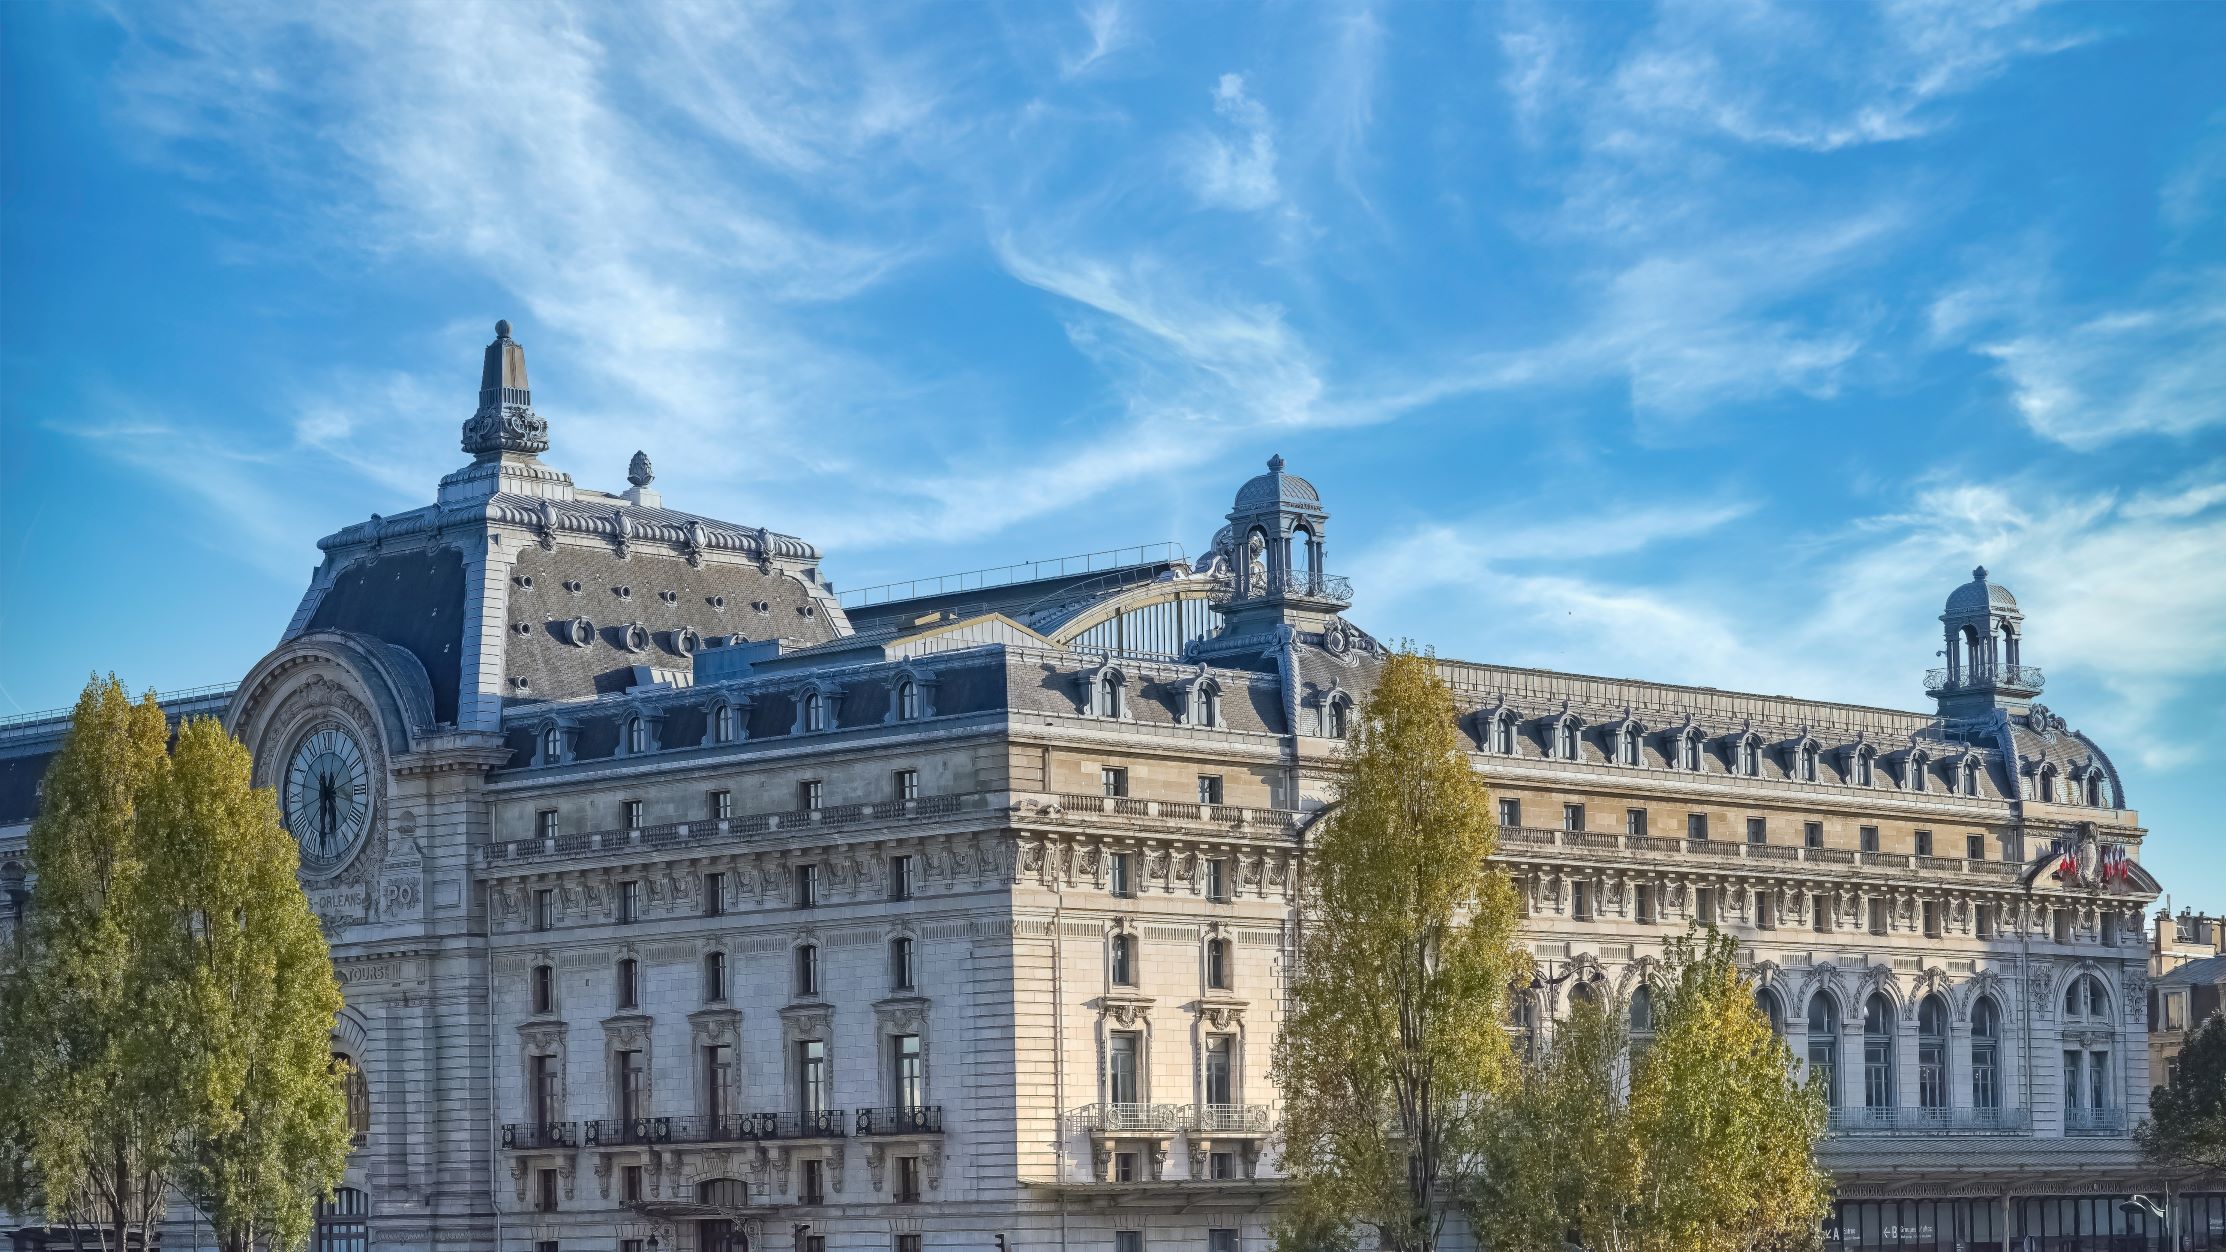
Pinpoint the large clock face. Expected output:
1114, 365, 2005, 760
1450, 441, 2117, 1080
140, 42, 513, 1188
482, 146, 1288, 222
284, 727, 371, 870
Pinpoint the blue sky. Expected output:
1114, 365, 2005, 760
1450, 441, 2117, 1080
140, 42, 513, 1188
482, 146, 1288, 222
3, 2, 2222, 906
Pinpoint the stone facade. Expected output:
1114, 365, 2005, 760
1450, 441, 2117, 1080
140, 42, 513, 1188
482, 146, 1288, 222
0, 322, 2199, 1252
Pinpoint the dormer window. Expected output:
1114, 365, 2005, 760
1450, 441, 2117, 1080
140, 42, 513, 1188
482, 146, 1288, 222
1490, 712, 1515, 756
1796, 742, 1818, 782
803, 691, 826, 733
1094, 671, 1126, 720
1196, 682, 1222, 729
1618, 725, 1642, 767
712, 703, 736, 744
1555, 719, 1579, 761
1737, 735, 1760, 777
896, 680, 919, 721
2086, 773, 2104, 807
1678, 729, 1702, 772
2037, 764, 2056, 802
1908, 752, 1930, 792
1853, 746, 1874, 787
625, 716, 648, 755
1326, 693, 1352, 739
540, 726, 561, 765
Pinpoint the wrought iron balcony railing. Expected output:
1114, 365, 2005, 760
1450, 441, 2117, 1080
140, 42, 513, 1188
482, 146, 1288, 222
501, 1121, 578, 1150
765, 1109, 848, 1139
1827, 1107, 2030, 1135
1080, 1102, 1186, 1133
583, 1114, 781, 1146
1187, 1103, 1272, 1135
857, 1105, 943, 1136
2064, 1107, 2127, 1135
1925, 664, 2044, 694
1215, 572, 1353, 605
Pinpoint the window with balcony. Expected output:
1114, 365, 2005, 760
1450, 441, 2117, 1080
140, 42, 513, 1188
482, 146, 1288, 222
616, 958, 640, 1011
799, 779, 823, 812
1102, 767, 1129, 798
623, 799, 644, 831
891, 936, 917, 992
1863, 994, 1895, 1110
1972, 997, 2001, 1109
1915, 829, 1934, 857
890, 854, 915, 901
704, 1043, 733, 1120
1206, 937, 1233, 990
535, 809, 560, 841
1198, 774, 1224, 806
795, 944, 819, 998
1687, 813, 1708, 841
617, 878, 641, 924
894, 769, 919, 802
1626, 808, 1647, 837
703, 951, 728, 1003
530, 964, 554, 1015
1807, 994, 1839, 1109
710, 789, 732, 821
1204, 1034, 1235, 1106
1110, 852, 1135, 898
893, 1033, 923, 1108
704, 872, 725, 917
1499, 798, 1522, 829
617, 1048, 646, 1122
1111, 934, 1136, 986
799, 1039, 830, 1114
796, 863, 820, 908
1563, 803, 1586, 833
1108, 1032, 1141, 1105
1804, 821, 1823, 849
1747, 817, 1767, 845
530, 1053, 558, 1126
1859, 825, 1879, 853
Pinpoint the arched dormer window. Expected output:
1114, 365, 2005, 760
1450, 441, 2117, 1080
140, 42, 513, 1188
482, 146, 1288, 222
711, 701, 737, 744
1852, 744, 1875, 788
1907, 751, 1930, 793
896, 679, 919, 721
1085, 666, 1128, 720
2037, 763, 2057, 803
1962, 758, 1981, 797
1677, 728, 1703, 772
1554, 717, 1581, 762
1492, 710, 1516, 755
625, 716, 648, 755
1325, 691, 1352, 739
803, 691, 825, 733
1618, 724, 1644, 767
1737, 734, 1761, 777
1182, 672, 1223, 729
539, 725, 564, 766
2085, 772, 2104, 807
1793, 740, 1819, 782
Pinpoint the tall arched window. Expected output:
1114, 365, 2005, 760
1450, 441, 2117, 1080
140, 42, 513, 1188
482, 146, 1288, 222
712, 702, 736, 743
1963, 760, 1980, 796
626, 716, 647, 754
314, 1188, 369, 1252
1797, 742, 1819, 781
2085, 773, 2104, 807
1862, 994, 1895, 1111
1807, 994, 1840, 1109
1492, 712, 1516, 755
1629, 986, 1656, 1057
1557, 719, 1579, 761
802, 691, 826, 732
332, 1055, 370, 1144
1679, 730, 1703, 772
1198, 683, 1222, 729
1568, 980, 1599, 1010
1739, 736, 1760, 777
1754, 987, 1782, 1037
895, 680, 919, 721
1908, 752, 1930, 792
1619, 725, 1642, 767
541, 726, 561, 764
1327, 696, 1350, 739
1853, 746, 1874, 787
1917, 995, 1948, 1111
1971, 997, 2001, 1111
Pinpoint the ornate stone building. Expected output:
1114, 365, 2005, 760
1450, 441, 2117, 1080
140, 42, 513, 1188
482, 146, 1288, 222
0, 323, 2200, 1252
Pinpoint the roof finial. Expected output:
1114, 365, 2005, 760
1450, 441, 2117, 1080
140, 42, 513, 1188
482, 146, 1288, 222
1973, 565, 1988, 581
1267, 453, 1285, 472
461, 319, 548, 459
628, 450, 654, 489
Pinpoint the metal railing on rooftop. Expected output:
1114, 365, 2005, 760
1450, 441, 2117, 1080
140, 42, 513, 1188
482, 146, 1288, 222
0, 682, 238, 731
1492, 825, 2029, 884
1925, 664, 2044, 694
838, 543, 1187, 611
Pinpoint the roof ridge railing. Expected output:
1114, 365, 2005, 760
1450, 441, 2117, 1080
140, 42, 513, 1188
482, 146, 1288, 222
0, 682, 239, 731
836, 542, 1187, 610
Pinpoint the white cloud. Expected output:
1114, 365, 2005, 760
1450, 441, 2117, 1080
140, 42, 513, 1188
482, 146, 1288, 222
1062, 0, 1130, 79
1184, 74, 1282, 212
1975, 290, 2226, 449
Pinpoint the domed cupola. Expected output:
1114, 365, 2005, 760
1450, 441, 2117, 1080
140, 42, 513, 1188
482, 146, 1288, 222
1214, 454, 1349, 636
1928, 565, 2044, 719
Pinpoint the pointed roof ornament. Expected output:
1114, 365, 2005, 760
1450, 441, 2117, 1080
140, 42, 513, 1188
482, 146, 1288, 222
461, 319, 549, 459
628, 450, 654, 488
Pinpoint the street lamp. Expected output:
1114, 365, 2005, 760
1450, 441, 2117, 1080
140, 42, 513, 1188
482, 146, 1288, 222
2121, 1195, 2169, 1246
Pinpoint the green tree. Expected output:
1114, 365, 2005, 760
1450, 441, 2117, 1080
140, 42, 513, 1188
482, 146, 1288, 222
1273, 650, 1529, 1252
1472, 928, 1827, 1252
150, 718, 350, 1252
1625, 928, 1828, 1252
2141, 1010, 2226, 1177
0, 678, 351, 1252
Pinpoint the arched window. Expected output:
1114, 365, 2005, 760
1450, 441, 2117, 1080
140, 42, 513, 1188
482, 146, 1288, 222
702, 951, 728, 1003
1568, 979, 1600, 1010
1327, 696, 1351, 739
1110, 934, 1135, 986
1097, 672, 1126, 720
2085, 773, 2104, 807
1797, 742, 1818, 782
1754, 987, 1783, 1036
1206, 937, 1232, 990
1680, 730, 1703, 772
895, 680, 919, 721
802, 691, 826, 733
1971, 997, 2001, 1111
2065, 973, 2109, 1021
1863, 994, 1895, 1111
2038, 764, 2056, 803
1964, 760, 1981, 796
1908, 752, 1930, 793
1807, 994, 1840, 1108
625, 716, 647, 755
712, 702, 736, 743
540, 726, 561, 764
1853, 746, 1874, 787
314, 1188, 369, 1252
1557, 719, 1580, 761
1492, 712, 1516, 755
1198, 683, 1222, 729
332, 1055, 370, 1143
697, 1177, 748, 1206
1620, 725, 1642, 767
1629, 985, 1655, 1039
1739, 736, 1760, 777
1917, 995, 1948, 1111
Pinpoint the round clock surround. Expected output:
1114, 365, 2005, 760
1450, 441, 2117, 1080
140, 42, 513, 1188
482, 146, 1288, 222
284, 723, 374, 873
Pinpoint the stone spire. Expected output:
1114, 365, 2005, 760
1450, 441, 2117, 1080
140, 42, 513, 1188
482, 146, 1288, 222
460, 319, 549, 459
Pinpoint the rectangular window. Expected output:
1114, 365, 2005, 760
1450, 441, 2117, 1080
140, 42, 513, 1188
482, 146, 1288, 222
799, 1157, 826, 1205
2102, 912, 2120, 945
897, 1236, 923, 1252
1114, 1153, 1139, 1184
1695, 887, 1717, 926
529, 1053, 558, 1124
1625, 808, 1648, 837
622, 798, 644, 830
893, 1033, 924, 1107
889, 854, 914, 902
795, 944, 819, 997
2165, 992, 2187, 1030
703, 872, 725, 917
1102, 766, 1129, 798
1859, 825, 1879, 853
1198, 774, 1225, 806
703, 951, 727, 1002
616, 957, 639, 1010
799, 780, 823, 812
891, 936, 917, 991
1205, 858, 1230, 902
622, 1165, 643, 1202
894, 769, 919, 802
1746, 817, 1767, 845
530, 964, 554, 1014
536, 809, 560, 840
534, 888, 555, 932
1813, 894, 1832, 933
796, 863, 820, 909
1966, 833, 1986, 861
1109, 852, 1135, 898
1915, 829, 1934, 857
799, 1039, 830, 1114
1204, 1035, 1234, 1106
2064, 1049, 2083, 1112
617, 1048, 646, 1122
2054, 909, 2072, 943
894, 1154, 922, 1203
710, 789, 732, 821
1572, 880, 1593, 921
1804, 821, 1823, 849
1563, 803, 1585, 833
1687, 813, 1708, 841
1976, 902, 1996, 939
1755, 892, 1776, 929
704, 1043, 733, 1120
1499, 797, 1522, 829
1108, 1032, 1140, 1105
1635, 883, 1657, 924
2091, 1052, 2109, 1110
1210, 1152, 1237, 1180
1210, 1231, 1239, 1252
537, 1168, 558, 1212
1923, 900, 1941, 938
617, 879, 641, 924
1869, 898, 1889, 935
1116, 1231, 1144, 1252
